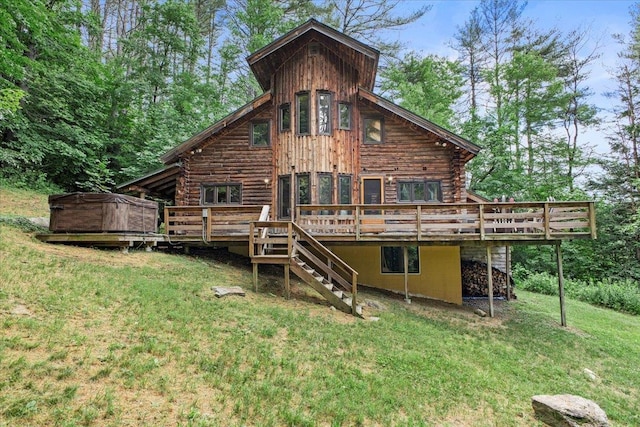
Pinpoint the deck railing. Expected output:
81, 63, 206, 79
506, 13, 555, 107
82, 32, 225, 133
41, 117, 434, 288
164, 205, 265, 241
165, 201, 596, 242
295, 201, 596, 241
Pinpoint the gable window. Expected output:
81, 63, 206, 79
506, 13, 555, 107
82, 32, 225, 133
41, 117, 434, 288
279, 103, 291, 132
296, 92, 310, 135
317, 91, 332, 135
363, 117, 383, 143
398, 181, 442, 202
251, 121, 270, 146
338, 103, 351, 130
202, 184, 241, 205
382, 246, 419, 274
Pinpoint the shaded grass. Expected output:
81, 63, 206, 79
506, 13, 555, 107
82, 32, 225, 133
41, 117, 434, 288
0, 186, 50, 217
1, 210, 639, 424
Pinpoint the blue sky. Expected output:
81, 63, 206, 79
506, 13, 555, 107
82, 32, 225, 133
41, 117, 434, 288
388, 0, 637, 154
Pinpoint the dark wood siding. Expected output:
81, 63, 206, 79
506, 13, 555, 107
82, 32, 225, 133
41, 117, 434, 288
176, 109, 274, 207
273, 40, 360, 204
358, 103, 464, 204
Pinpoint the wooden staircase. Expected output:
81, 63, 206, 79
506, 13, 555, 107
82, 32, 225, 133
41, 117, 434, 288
249, 217, 362, 317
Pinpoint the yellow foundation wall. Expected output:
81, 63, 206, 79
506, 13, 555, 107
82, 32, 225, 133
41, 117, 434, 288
330, 245, 462, 305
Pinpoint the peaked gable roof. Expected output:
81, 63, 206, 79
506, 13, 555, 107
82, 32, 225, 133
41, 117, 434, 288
247, 19, 380, 92
161, 91, 272, 164
358, 88, 481, 160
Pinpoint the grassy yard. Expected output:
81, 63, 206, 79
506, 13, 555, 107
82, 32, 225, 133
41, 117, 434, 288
0, 188, 639, 426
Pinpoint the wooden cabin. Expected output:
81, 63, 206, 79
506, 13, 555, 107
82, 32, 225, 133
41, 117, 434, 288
118, 19, 595, 318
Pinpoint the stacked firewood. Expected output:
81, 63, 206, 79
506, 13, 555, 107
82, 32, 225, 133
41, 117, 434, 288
461, 260, 515, 299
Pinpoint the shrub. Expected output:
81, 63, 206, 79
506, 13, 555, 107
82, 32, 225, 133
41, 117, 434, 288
517, 271, 640, 315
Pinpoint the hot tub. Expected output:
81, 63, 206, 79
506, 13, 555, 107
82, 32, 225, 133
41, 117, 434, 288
49, 193, 158, 233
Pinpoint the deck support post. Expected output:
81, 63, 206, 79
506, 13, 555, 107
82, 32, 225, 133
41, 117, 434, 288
284, 264, 291, 299
253, 263, 258, 292
403, 246, 411, 303
505, 245, 511, 301
556, 242, 567, 327
486, 246, 494, 317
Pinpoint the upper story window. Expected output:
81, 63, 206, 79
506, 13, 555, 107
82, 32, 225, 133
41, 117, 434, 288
398, 180, 442, 202
363, 117, 383, 143
251, 121, 270, 146
279, 103, 291, 132
202, 184, 241, 205
317, 91, 332, 135
338, 102, 351, 130
296, 92, 310, 135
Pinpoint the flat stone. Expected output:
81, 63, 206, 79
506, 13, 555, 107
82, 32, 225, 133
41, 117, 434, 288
474, 308, 487, 317
211, 286, 246, 298
532, 394, 609, 427
11, 304, 34, 316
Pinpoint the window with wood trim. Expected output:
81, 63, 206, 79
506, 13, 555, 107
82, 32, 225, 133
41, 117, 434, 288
296, 92, 310, 135
202, 184, 241, 205
363, 117, 383, 143
318, 173, 333, 204
338, 102, 351, 130
398, 180, 442, 202
317, 91, 332, 135
296, 173, 310, 205
279, 103, 291, 132
338, 175, 352, 204
381, 246, 419, 274
251, 121, 270, 146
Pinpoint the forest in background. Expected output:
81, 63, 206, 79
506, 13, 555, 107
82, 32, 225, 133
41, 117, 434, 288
0, 0, 638, 287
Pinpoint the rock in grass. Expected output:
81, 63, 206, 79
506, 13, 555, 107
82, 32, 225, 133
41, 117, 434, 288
474, 308, 487, 317
212, 286, 246, 298
531, 394, 609, 427
583, 368, 597, 381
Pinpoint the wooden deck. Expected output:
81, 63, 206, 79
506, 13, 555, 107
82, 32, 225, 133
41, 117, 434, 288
38, 201, 596, 248
164, 201, 596, 245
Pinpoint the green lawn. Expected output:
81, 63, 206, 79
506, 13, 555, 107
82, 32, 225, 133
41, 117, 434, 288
0, 189, 638, 426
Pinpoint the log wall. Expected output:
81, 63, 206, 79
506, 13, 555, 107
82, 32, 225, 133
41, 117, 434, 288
175, 107, 274, 207
359, 103, 462, 204
174, 37, 469, 211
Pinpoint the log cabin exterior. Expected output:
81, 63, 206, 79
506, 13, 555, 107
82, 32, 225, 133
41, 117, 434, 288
117, 19, 596, 319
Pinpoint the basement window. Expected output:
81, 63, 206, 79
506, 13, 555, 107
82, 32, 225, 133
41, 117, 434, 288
202, 184, 241, 205
381, 246, 419, 274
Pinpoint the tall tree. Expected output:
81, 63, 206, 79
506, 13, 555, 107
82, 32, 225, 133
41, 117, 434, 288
326, 0, 430, 62
380, 53, 464, 129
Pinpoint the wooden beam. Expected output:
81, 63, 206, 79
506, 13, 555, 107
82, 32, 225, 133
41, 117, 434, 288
284, 264, 291, 299
556, 242, 567, 327
253, 263, 259, 292
505, 245, 511, 301
486, 246, 494, 317
403, 246, 410, 303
